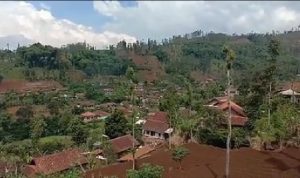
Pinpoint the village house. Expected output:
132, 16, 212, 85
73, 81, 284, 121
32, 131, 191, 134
76, 100, 96, 110
278, 81, 300, 103
109, 134, 140, 157
98, 102, 118, 113
206, 96, 248, 127
142, 111, 173, 140
80, 110, 110, 122
23, 149, 87, 177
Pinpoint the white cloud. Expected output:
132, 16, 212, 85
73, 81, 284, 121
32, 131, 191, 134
39, 2, 51, 11
93, 1, 300, 40
0, 1, 136, 49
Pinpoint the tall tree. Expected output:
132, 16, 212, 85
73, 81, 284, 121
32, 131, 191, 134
223, 46, 236, 178
126, 66, 138, 170
266, 38, 280, 124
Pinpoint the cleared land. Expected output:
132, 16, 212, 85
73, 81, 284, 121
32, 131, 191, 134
84, 143, 300, 178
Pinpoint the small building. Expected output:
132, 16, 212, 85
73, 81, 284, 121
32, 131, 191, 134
81, 110, 110, 122
81, 111, 97, 122
118, 145, 155, 162
206, 97, 248, 127
77, 100, 96, 110
278, 81, 300, 103
279, 89, 300, 103
93, 110, 110, 120
110, 134, 140, 157
142, 112, 173, 140
23, 149, 87, 177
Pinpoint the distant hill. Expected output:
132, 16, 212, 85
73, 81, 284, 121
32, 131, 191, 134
0, 35, 33, 50
1, 30, 300, 85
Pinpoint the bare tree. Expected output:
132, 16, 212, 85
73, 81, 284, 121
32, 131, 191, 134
223, 46, 236, 178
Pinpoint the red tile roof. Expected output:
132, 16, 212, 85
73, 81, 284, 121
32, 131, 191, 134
143, 112, 170, 133
23, 149, 87, 177
93, 110, 110, 117
207, 97, 248, 126
110, 135, 139, 154
147, 111, 169, 123
81, 111, 96, 117
143, 119, 170, 133
118, 145, 155, 162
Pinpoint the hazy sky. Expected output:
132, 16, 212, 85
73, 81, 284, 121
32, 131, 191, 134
0, 1, 299, 49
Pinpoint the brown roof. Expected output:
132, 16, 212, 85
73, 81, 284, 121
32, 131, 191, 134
110, 135, 140, 154
207, 97, 248, 126
23, 149, 87, 177
93, 110, 110, 117
143, 112, 170, 133
83, 143, 300, 178
81, 111, 96, 117
279, 81, 300, 92
143, 119, 170, 133
118, 145, 155, 162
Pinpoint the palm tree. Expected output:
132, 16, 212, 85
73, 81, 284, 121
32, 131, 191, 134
223, 46, 236, 178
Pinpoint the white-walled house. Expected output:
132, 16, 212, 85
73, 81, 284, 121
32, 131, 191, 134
142, 112, 173, 140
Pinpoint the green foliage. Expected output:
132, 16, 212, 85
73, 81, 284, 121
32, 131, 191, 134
196, 128, 227, 148
37, 136, 74, 154
17, 43, 59, 69
0, 74, 3, 83
66, 117, 88, 146
105, 110, 128, 139
254, 103, 300, 146
127, 164, 164, 178
102, 139, 117, 164
153, 49, 169, 63
30, 116, 47, 144
171, 147, 189, 169
47, 99, 61, 115
84, 83, 106, 103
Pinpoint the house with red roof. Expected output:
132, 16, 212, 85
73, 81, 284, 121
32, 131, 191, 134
23, 149, 87, 177
206, 97, 248, 127
109, 134, 140, 156
80, 110, 110, 123
142, 111, 173, 140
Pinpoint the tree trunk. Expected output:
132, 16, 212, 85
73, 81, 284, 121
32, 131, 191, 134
132, 114, 136, 170
225, 69, 232, 178
268, 83, 271, 125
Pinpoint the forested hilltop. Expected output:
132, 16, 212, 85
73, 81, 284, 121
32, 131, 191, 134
1, 29, 300, 84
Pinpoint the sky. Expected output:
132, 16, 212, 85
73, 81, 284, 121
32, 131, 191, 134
0, 1, 300, 49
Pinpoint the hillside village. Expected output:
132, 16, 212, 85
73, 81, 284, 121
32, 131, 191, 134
0, 29, 300, 178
